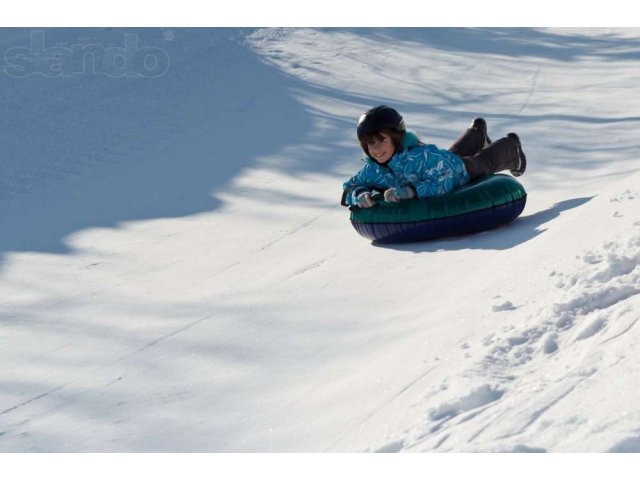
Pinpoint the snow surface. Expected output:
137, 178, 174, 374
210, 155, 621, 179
1, 27, 640, 453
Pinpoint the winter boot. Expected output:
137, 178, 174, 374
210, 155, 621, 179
460, 134, 525, 179
506, 133, 526, 177
470, 117, 492, 147
449, 117, 491, 157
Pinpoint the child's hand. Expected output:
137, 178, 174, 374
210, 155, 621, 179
384, 186, 416, 202
356, 192, 375, 208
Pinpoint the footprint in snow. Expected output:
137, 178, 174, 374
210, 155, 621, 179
607, 435, 640, 453
373, 439, 405, 453
492, 301, 516, 312
429, 384, 505, 422
574, 316, 608, 341
542, 333, 559, 354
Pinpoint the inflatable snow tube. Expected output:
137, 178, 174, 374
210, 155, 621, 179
350, 174, 527, 243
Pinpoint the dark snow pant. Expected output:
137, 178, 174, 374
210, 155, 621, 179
448, 127, 520, 179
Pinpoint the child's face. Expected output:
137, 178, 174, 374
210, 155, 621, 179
367, 133, 395, 164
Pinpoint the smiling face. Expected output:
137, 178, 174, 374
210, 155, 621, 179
365, 132, 395, 164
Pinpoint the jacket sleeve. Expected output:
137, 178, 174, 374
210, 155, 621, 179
341, 168, 375, 206
341, 161, 390, 207
412, 180, 448, 198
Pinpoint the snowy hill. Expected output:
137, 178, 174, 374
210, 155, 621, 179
1, 27, 640, 453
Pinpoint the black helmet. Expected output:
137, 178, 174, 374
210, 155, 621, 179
356, 105, 406, 139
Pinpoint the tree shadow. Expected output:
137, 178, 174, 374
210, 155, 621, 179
332, 27, 640, 63
0, 28, 315, 260
372, 196, 595, 252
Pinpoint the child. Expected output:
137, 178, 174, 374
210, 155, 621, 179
341, 105, 527, 208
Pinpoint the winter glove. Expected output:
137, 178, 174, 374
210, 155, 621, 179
355, 192, 375, 208
384, 186, 416, 203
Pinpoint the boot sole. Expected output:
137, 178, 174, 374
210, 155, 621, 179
507, 133, 526, 176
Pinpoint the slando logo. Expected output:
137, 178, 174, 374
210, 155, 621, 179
3, 31, 170, 78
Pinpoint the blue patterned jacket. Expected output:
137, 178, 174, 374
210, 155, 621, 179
341, 131, 470, 207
